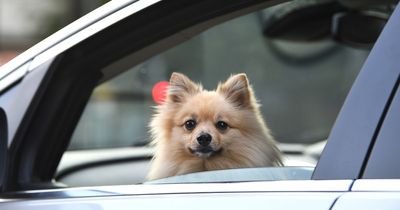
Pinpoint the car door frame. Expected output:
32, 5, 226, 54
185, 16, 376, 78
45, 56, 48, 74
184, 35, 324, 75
1, 0, 292, 192
0, 0, 398, 194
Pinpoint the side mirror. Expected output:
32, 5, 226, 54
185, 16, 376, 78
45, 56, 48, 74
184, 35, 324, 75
262, 0, 390, 48
332, 11, 388, 49
263, 1, 345, 41
0, 108, 7, 192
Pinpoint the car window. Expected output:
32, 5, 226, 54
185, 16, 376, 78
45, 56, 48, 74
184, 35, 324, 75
59, 2, 380, 185
69, 7, 368, 150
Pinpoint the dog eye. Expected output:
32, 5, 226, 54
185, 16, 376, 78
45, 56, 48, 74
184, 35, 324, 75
216, 121, 229, 130
184, 120, 196, 131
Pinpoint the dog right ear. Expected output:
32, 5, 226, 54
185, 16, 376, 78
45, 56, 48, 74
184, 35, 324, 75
217, 73, 252, 109
167, 72, 201, 103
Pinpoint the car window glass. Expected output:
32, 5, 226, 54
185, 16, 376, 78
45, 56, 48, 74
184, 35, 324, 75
70, 10, 368, 150
59, 2, 377, 186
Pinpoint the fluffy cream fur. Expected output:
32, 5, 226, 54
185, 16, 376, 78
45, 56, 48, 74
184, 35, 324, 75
147, 72, 282, 180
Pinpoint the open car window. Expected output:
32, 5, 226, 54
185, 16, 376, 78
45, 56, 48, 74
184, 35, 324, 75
57, 1, 385, 186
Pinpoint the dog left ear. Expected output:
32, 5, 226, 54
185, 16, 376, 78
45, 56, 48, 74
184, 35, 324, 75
217, 73, 252, 109
167, 72, 201, 103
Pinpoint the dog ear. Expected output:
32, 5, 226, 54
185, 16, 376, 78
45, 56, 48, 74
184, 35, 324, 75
217, 73, 252, 109
167, 72, 201, 103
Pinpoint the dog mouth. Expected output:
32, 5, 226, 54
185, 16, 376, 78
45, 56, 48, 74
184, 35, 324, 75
188, 146, 223, 159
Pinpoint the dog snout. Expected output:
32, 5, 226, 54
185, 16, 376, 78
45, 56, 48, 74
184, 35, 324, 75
197, 133, 212, 146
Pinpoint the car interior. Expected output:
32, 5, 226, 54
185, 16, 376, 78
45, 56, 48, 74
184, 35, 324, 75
52, 0, 395, 187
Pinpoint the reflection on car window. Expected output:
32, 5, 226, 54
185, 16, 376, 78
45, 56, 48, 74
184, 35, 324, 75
64, 2, 372, 183
70, 7, 368, 152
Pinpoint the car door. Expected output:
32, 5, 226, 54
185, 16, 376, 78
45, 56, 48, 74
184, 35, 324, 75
0, 0, 399, 209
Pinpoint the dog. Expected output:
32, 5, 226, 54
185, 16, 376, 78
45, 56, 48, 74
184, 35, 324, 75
147, 72, 282, 180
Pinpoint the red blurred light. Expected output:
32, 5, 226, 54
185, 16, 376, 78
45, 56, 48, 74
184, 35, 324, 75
152, 81, 169, 105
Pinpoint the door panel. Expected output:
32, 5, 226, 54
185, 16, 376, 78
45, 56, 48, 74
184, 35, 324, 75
0, 192, 342, 210
332, 192, 400, 210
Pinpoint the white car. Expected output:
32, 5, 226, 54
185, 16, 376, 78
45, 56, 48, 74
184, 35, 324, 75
1, 0, 400, 209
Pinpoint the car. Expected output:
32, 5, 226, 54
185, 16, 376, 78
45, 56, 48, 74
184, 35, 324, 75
1, 0, 400, 209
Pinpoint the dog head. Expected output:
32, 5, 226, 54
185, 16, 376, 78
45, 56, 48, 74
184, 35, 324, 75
156, 72, 262, 160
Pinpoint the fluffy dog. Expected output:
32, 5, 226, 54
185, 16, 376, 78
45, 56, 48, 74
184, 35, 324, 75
147, 72, 282, 180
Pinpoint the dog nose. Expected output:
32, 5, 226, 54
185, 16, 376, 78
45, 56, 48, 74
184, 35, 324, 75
197, 133, 212, 146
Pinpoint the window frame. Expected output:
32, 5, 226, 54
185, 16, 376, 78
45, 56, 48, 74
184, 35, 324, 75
3, 0, 290, 191
1, 0, 398, 193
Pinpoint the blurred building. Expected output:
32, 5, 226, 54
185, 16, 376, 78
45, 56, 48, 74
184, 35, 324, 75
0, 0, 107, 66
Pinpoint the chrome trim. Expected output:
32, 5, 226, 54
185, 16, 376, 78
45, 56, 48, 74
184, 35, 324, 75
352, 179, 400, 191
29, 0, 162, 70
0, 0, 137, 80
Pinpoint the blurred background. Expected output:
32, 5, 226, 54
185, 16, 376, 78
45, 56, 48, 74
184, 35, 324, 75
0, 0, 108, 66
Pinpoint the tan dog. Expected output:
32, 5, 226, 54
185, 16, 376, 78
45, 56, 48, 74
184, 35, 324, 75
148, 72, 282, 180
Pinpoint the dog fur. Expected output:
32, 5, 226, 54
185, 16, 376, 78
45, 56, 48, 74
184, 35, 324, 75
147, 72, 282, 180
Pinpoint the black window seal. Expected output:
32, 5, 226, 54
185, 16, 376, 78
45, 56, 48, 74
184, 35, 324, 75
0, 108, 7, 192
